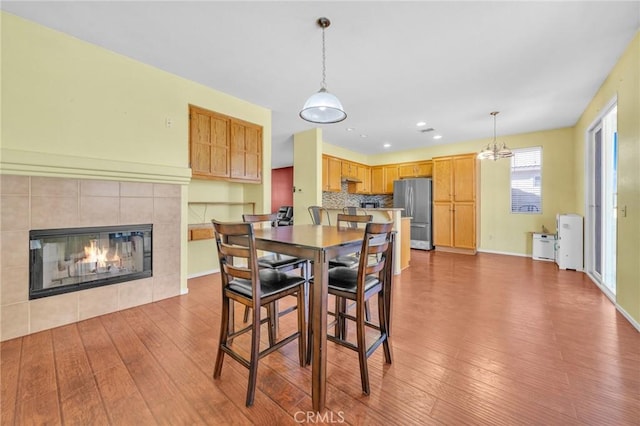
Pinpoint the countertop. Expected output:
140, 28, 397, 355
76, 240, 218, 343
323, 206, 404, 211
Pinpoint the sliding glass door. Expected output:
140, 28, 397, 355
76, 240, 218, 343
586, 103, 617, 296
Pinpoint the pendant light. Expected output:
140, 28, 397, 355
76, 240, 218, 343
299, 17, 347, 124
477, 111, 514, 161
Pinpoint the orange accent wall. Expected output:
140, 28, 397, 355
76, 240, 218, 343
271, 167, 293, 213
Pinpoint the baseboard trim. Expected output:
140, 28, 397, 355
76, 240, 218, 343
616, 304, 640, 332
187, 268, 219, 279
435, 246, 477, 255
476, 248, 529, 258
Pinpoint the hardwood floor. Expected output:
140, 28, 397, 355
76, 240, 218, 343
2, 251, 639, 425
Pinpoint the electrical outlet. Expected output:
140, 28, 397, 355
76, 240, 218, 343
165, 118, 173, 128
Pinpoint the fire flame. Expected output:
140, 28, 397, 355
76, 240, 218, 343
83, 239, 119, 269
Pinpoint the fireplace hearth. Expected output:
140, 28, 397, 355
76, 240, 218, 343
29, 224, 152, 299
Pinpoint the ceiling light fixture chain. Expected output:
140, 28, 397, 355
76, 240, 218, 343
299, 17, 347, 124
320, 18, 327, 90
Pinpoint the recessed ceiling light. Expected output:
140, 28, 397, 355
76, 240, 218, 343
433, 135, 443, 140
346, 127, 355, 131
383, 143, 391, 148
360, 134, 367, 138
416, 121, 427, 127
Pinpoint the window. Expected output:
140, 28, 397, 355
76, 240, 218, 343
511, 147, 542, 214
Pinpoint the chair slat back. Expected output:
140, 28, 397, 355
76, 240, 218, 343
243, 213, 278, 228
308, 206, 331, 225
358, 222, 394, 282
343, 206, 368, 216
336, 213, 373, 230
212, 220, 261, 302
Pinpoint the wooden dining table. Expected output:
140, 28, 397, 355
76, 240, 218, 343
250, 224, 366, 412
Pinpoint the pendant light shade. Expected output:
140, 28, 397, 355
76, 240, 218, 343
477, 111, 514, 161
300, 88, 346, 123
300, 17, 347, 124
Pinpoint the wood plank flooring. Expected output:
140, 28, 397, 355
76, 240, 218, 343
2, 251, 639, 425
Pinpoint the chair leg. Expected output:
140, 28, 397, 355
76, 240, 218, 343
245, 304, 261, 406
296, 288, 306, 367
267, 303, 276, 346
213, 295, 231, 379
378, 291, 392, 364
356, 298, 370, 395
365, 299, 371, 322
306, 290, 313, 366
339, 297, 348, 339
243, 305, 250, 322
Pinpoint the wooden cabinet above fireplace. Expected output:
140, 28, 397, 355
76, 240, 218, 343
189, 105, 263, 184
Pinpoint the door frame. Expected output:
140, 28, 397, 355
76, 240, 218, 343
584, 96, 617, 302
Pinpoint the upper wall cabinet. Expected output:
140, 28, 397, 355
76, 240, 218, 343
398, 161, 432, 179
189, 105, 262, 183
322, 155, 342, 192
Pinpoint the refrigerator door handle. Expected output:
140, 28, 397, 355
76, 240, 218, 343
408, 186, 414, 217
411, 224, 427, 228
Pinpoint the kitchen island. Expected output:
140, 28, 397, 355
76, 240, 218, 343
323, 207, 408, 274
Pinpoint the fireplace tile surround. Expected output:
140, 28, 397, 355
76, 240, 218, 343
1, 175, 183, 341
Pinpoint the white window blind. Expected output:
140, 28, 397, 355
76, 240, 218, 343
511, 147, 542, 214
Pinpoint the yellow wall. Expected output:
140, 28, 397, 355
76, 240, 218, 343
293, 128, 323, 225
327, 127, 576, 256
1, 13, 272, 282
573, 32, 640, 323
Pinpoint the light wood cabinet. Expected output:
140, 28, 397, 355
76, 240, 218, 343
370, 166, 384, 194
347, 164, 371, 194
398, 161, 432, 178
322, 155, 342, 192
189, 105, 262, 183
341, 161, 359, 179
432, 153, 477, 253
384, 165, 399, 194
189, 105, 230, 178
401, 217, 411, 269
357, 165, 371, 194
230, 119, 262, 182
370, 165, 399, 194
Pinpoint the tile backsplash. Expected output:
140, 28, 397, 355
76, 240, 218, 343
322, 182, 393, 208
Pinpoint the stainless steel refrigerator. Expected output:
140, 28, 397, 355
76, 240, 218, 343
393, 178, 433, 250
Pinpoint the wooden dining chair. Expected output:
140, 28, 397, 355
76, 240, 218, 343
212, 220, 306, 406
309, 221, 394, 395
241, 213, 310, 337
308, 206, 331, 225
329, 214, 373, 268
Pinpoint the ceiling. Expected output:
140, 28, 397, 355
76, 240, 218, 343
3, 1, 639, 168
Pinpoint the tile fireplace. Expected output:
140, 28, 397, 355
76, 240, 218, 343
1, 175, 183, 341
29, 224, 153, 299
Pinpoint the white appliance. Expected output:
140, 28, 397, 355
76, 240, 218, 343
555, 214, 583, 270
532, 233, 555, 261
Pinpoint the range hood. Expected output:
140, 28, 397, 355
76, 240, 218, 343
341, 175, 362, 183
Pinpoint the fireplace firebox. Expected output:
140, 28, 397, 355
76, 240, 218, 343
29, 224, 152, 299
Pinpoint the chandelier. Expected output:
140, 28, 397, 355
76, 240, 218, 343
299, 17, 347, 124
477, 111, 513, 160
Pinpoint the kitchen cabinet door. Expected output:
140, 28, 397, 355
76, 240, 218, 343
370, 166, 384, 194
433, 157, 453, 202
433, 202, 453, 247
398, 161, 432, 178
453, 202, 475, 249
384, 166, 399, 194
230, 120, 262, 182
453, 154, 476, 202
323, 155, 342, 192
190, 106, 230, 178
